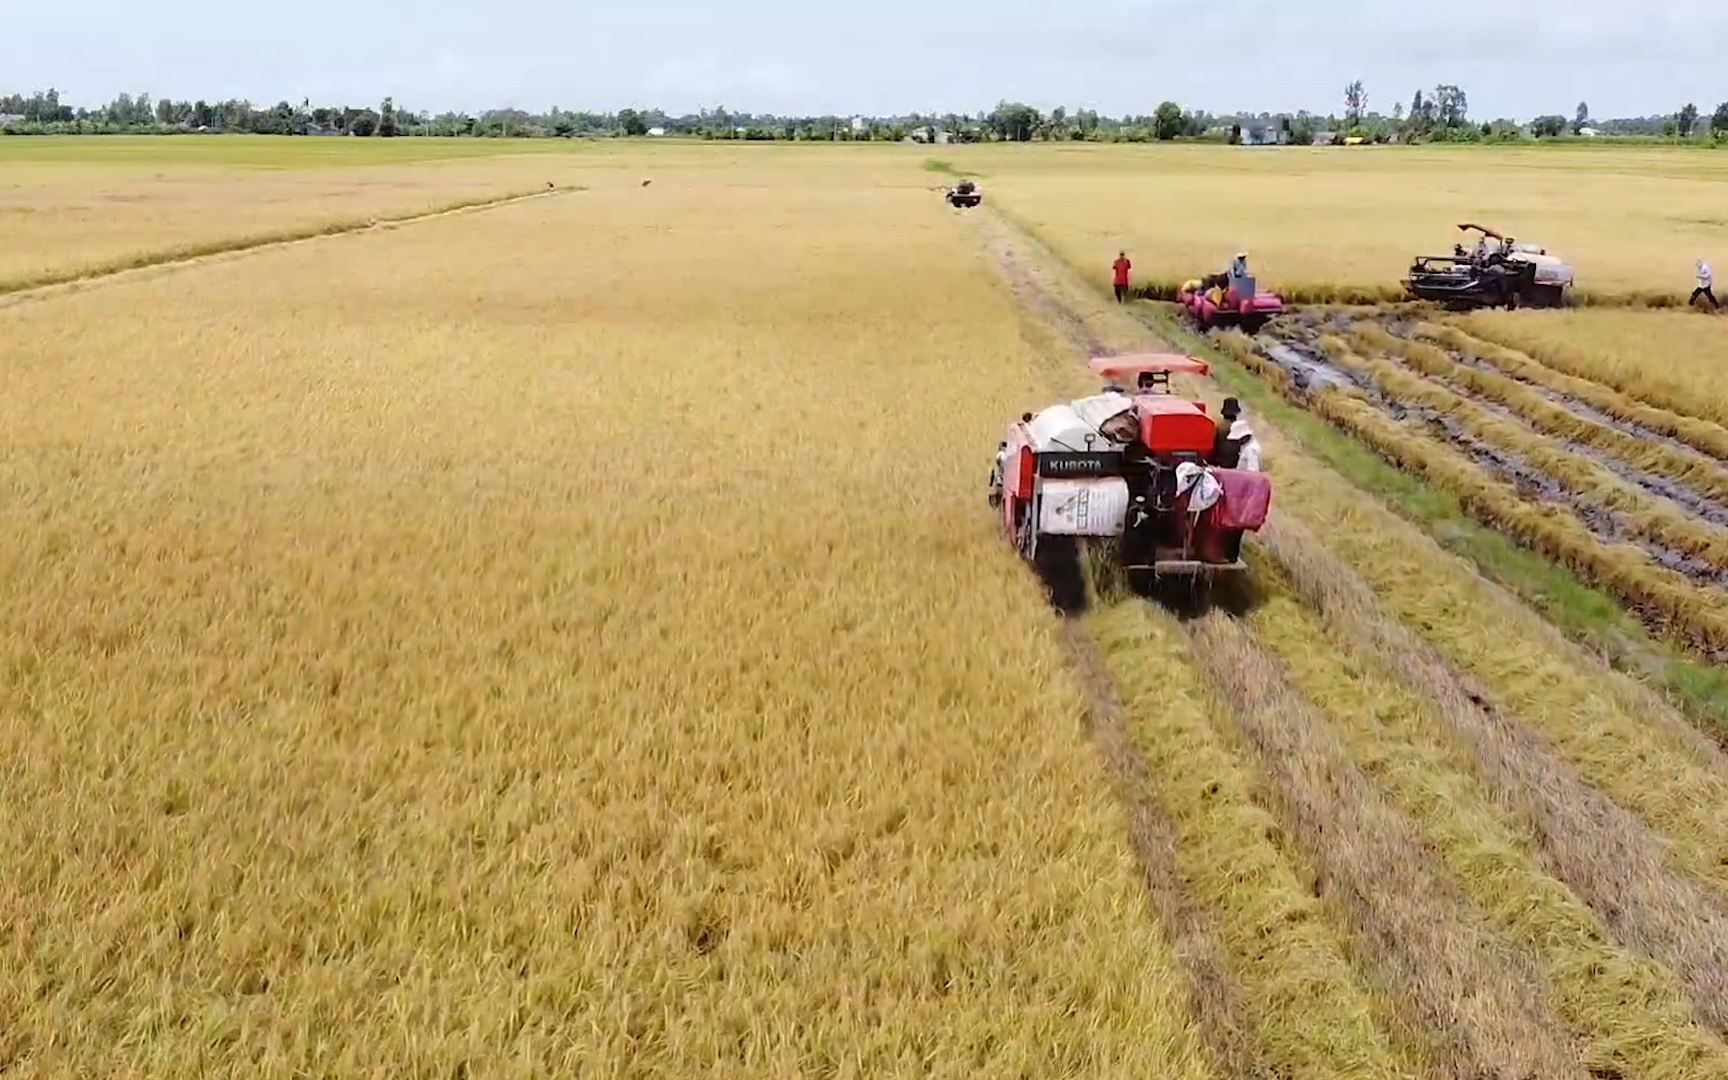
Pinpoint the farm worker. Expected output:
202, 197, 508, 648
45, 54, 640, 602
1212, 398, 1242, 465
1694, 259, 1719, 311
1112, 252, 1132, 302
1228, 251, 1251, 302
1230, 418, 1262, 472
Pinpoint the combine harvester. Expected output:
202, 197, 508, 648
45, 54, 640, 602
1403, 223, 1575, 309
1177, 266, 1286, 334
944, 179, 983, 208
988, 353, 1273, 610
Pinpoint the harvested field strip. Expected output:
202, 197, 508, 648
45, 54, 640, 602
1249, 586, 1728, 1080
1055, 624, 1256, 1080
1424, 323, 1728, 464
1182, 611, 1589, 1080
1452, 310, 1728, 431
1307, 332, 1728, 582
0, 185, 565, 303
1213, 330, 1728, 654
1248, 528, 1728, 1044
1355, 323, 1728, 515
1138, 308, 1728, 747
1086, 603, 1410, 1080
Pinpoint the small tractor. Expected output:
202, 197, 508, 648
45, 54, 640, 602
945, 179, 982, 208
1177, 266, 1285, 334
1403, 223, 1574, 309
988, 353, 1273, 609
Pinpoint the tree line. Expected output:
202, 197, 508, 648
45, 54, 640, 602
4, 85, 1727, 144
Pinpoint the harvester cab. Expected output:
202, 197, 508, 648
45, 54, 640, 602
989, 352, 1273, 609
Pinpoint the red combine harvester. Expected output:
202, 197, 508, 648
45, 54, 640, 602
988, 352, 1273, 608
1177, 271, 1284, 334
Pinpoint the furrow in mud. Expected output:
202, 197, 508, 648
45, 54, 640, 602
1354, 318, 1728, 521
1421, 322, 1728, 467
1257, 328, 1728, 591
1208, 326, 1728, 656
1252, 331, 1722, 581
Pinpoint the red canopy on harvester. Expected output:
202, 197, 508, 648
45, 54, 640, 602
1087, 352, 1211, 381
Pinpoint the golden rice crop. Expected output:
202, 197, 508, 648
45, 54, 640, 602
1354, 322, 1728, 505
1248, 587, 1728, 1080
951, 142, 1728, 301
1458, 308, 1728, 429
1087, 603, 1412, 1080
1421, 323, 1728, 463
0, 151, 1217, 1078
0, 137, 663, 290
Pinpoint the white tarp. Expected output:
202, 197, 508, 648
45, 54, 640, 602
1174, 463, 1223, 513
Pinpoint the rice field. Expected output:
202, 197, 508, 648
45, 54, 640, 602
1458, 309, 1728, 428
5, 137, 1728, 1079
961, 141, 1728, 303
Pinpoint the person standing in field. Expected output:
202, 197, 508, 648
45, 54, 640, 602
1694, 259, 1719, 312
1112, 251, 1132, 302
1212, 398, 1242, 466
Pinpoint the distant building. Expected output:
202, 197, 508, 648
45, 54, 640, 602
647, 127, 666, 136
1578, 126, 1599, 137
0, 113, 26, 124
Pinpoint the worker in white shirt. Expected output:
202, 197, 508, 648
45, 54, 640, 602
1693, 259, 1718, 312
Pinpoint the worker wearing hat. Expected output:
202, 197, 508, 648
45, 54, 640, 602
1213, 398, 1242, 467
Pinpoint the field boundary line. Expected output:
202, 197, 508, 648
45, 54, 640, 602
0, 185, 579, 308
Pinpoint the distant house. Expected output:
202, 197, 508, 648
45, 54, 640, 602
1578, 126, 1599, 138
647, 127, 666, 137
0, 113, 25, 124
1309, 131, 1336, 144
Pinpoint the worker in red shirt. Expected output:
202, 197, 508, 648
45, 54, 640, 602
1112, 251, 1132, 302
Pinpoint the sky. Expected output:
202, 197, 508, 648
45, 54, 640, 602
4, 0, 1725, 121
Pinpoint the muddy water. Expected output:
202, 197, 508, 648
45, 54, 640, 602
1347, 319, 1728, 530
1257, 332, 1728, 591
1411, 366, 1728, 531
1370, 317, 1728, 468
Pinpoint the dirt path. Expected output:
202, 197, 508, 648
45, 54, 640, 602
973, 213, 1113, 361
